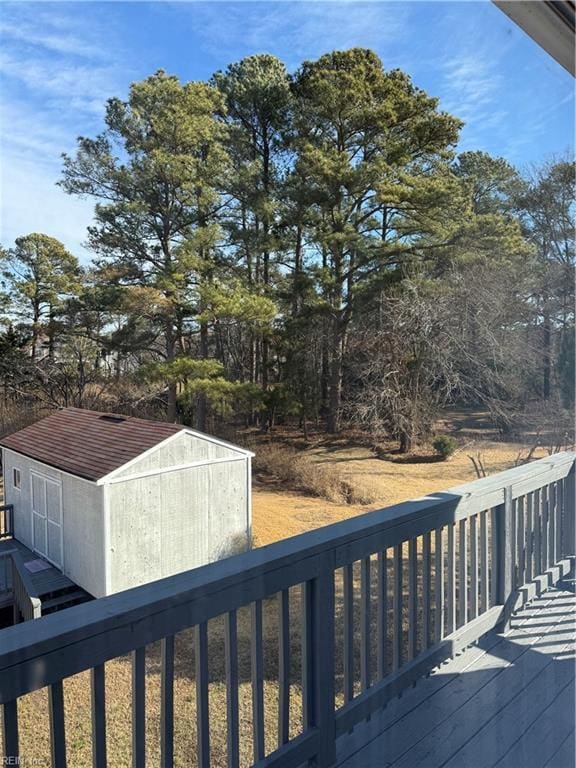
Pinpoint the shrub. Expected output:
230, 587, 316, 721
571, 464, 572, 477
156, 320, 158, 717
342, 479, 381, 505
252, 444, 380, 505
432, 434, 458, 460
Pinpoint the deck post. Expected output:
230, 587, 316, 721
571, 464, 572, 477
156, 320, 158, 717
496, 486, 514, 632
309, 553, 336, 768
562, 462, 575, 560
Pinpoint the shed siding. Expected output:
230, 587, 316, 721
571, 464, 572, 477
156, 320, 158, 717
2, 449, 58, 549
108, 458, 249, 594
111, 431, 238, 480
2, 448, 105, 598
63, 475, 106, 598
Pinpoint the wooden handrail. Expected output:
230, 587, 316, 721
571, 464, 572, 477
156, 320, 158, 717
0, 451, 574, 767
0, 503, 14, 539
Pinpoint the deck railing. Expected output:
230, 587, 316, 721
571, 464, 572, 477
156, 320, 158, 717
0, 548, 42, 623
0, 452, 574, 767
0, 504, 14, 539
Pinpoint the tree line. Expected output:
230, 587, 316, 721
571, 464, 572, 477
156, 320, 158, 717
1, 49, 574, 449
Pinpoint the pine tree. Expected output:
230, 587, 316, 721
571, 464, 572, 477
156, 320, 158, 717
60, 70, 229, 420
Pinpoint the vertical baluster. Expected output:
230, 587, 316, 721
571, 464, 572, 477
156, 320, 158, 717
393, 544, 403, 670
458, 520, 467, 627
132, 648, 145, 768
278, 589, 290, 747
251, 600, 265, 763
160, 637, 174, 768
360, 557, 371, 692
534, 488, 542, 577
564, 465, 576, 558
343, 564, 354, 703
549, 483, 557, 566
225, 611, 239, 768
446, 524, 456, 634
510, 497, 517, 590
470, 515, 478, 619
490, 508, 498, 607
526, 493, 533, 583
195, 623, 210, 768
555, 479, 563, 559
434, 528, 444, 642
480, 511, 488, 614
49, 681, 67, 768
302, 581, 313, 729
517, 495, 525, 587
408, 539, 417, 660
542, 486, 549, 573
2, 699, 19, 762
376, 550, 388, 680
496, 487, 514, 631
422, 532, 431, 649
91, 664, 107, 768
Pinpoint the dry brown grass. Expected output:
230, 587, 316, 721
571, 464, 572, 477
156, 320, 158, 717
251, 437, 552, 546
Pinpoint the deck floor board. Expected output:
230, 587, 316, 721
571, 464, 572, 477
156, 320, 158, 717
337, 585, 576, 768
0, 538, 76, 597
544, 730, 576, 768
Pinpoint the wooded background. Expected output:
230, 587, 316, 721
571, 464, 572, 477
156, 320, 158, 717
1, 49, 574, 449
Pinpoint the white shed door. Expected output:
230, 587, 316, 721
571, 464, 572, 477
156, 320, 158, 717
31, 473, 62, 568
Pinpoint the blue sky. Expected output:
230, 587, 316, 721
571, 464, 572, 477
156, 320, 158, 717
1, 1, 573, 261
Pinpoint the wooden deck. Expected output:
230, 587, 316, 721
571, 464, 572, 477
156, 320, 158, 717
1, 452, 574, 767
0, 538, 76, 598
336, 582, 576, 768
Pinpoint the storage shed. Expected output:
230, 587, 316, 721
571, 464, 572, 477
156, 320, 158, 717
0, 408, 253, 598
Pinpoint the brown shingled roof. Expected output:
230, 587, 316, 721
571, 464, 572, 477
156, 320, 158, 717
0, 408, 183, 481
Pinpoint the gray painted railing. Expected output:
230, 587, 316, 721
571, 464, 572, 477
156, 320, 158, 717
0, 452, 574, 767
0, 504, 14, 539
0, 548, 42, 623
11, 550, 42, 622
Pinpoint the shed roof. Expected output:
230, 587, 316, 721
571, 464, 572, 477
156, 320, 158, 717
0, 408, 184, 481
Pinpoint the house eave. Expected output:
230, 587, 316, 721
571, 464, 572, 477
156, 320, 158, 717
493, 0, 575, 76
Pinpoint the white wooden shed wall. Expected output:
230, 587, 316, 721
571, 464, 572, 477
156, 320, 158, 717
2, 447, 106, 597
104, 430, 251, 594
2, 430, 252, 599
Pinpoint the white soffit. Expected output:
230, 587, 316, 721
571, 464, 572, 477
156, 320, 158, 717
493, 1, 575, 76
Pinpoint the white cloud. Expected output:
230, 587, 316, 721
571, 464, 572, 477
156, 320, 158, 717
440, 52, 503, 121
0, 51, 123, 116
0, 18, 106, 60
0, 4, 132, 257
173, 1, 410, 69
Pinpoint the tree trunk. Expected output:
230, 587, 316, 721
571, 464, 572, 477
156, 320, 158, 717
543, 307, 551, 400
31, 302, 40, 361
320, 329, 329, 416
261, 133, 271, 393
165, 319, 177, 422
399, 429, 413, 454
196, 321, 209, 432
48, 305, 55, 360
326, 321, 344, 434
292, 225, 302, 317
